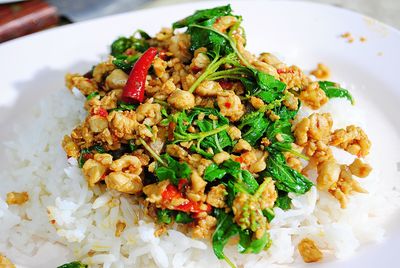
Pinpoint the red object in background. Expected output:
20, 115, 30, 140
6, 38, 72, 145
0, 0, 59, 43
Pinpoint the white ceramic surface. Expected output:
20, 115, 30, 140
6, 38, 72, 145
1, 1, 400, 267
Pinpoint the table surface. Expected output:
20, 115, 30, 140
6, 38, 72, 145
142, 0, 400, 30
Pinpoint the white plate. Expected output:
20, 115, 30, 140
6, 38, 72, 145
1, 1, 400, 267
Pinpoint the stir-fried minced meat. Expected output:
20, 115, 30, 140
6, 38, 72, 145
298, 238, 323, 263
6, 192, 29, 205
60, 4, 372, 263
0, 254, 15, 268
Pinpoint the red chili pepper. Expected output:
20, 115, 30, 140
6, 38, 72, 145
158, 49, 169, 61
122, 47, 158, 103
191, 65, 202, 73
178, 179, 188, 191
97, 107, 108, 117
91, 107, 108, 117
224, 102, 232, 108
175, 201, 201, 213
277, 68, 294, 74
83, 153, 93, 161
219, 80, 234, 90
162, 184, 182, 201
175, 200, 212, 214
161, 184, 211, 214
168, 122, 176, 141
125, 48, 134, 55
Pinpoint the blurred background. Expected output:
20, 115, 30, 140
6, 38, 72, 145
1, 0, 399, 43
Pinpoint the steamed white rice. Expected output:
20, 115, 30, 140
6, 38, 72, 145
1, 86, 400, 268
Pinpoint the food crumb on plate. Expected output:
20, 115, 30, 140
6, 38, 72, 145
115, 220, 127, 237
341, 32, 354, 43
298, 238, 323, 263
0, 254, 15, 268
310, 63, 330, 80
359, 36, 367, 42
6, 191, 29, 205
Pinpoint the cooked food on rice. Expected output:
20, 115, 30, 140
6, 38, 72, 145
59, 5, 372, 266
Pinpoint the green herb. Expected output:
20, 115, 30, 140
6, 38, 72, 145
172, 108, 232, 155
157, 209, 173, 224
173, 4, 289, 107
105, 140, 138, 160
175, 212, 194, 223
213, 180, 273, 266
138, 138, 167, 166
318, 81, 354, 104
187, 52, 240, 93
173, 4, 239, 58
212, 209, 240, 268
275, 192, 292, 210
111, 37, 133, 56
155, 154, 192, 185
57, 261, 87, 268
252, 70, 286, 102
204, 159, 259, 194
157, 209, 194, 224
265, 150, 313, 194
204, 163, 227, 182
222, 159, 260, 207
238, 229, 271, 254
86, 91, 99, 101
272, 102, 299, 121
262, 208, 275, 222
196, 115, 232, 153
78, 145, 105, 168
207, 67, 286, 103
188, 26, 235, 59
136, 29, 151, 40
189, 144, 214, 159
232, 169, 259, 195
109, 100, 139, 112
221, 158, 241, 170
266, 119, 293, 144
264, 117, 308, 160
238, 111, 270, 146
230, 178, 272, 232
112, 54, 140, 73
110, 29, 152, 57
173, 5, 233, 29
161, 107, 169, 118
128, 139, 137, 152
111, 100, 138, 111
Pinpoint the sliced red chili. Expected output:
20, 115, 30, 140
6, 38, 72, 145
174, 201, 194, 213
178, 179, 189, 191
175, 201, 211, 214
162, 184, 182, 201
97, 107, 108, 117
191, 65, 202, 73
236, 156, 243, 163
122, 47, 158, 103
83, 153, 93, 161
161, 183, 211, 214
219, 80, 234, 90
168, 122, 176, 141
277, 68, 294, 74
158, 49, 169, 61
125, 48, 134, 55
224, 102, 232, 108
